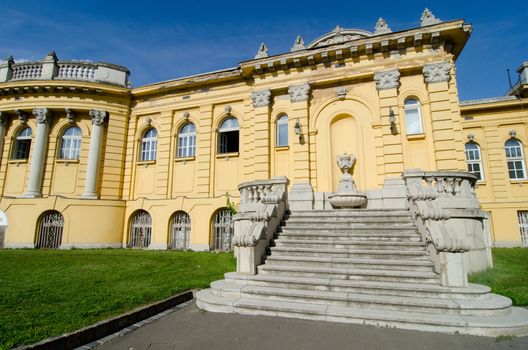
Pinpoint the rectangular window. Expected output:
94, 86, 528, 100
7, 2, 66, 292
277, 123, 288, 147
405, 109, 422, 135
518, 211, 528, 247
13, 139, 31, 160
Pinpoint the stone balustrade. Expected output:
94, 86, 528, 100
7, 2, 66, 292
0, 52, 129, 88
234, 177, 289, 274
402, 169, 489, 287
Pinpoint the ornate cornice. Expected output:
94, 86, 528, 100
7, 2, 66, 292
423, 61, 451, 84
251, 89, 272, 108
89, 109, 107, 126
32, 108, 51, 124
374, 69, 400, 90
288, 83, 310, 102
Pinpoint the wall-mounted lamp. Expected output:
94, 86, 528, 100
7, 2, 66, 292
294, 118, 302, 139
389, 107, 396, 125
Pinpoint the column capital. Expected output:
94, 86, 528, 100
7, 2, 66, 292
288, 82, 310, 102
251, 89, 272, 108
423, 61, 452, 84
32, 108, 51, 124
89, 109, 107, 125
0, 111, 8, 126
15, 109, 28, 124
374, 69, 400, 90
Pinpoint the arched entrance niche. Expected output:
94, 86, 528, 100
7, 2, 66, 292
313, 98, 378, 193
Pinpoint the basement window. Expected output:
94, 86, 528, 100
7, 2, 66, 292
218, 117, 239, 154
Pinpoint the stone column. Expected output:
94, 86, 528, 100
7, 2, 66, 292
24, 108, 51, 198
82, 109, 106, 199
0, 112, 8, 162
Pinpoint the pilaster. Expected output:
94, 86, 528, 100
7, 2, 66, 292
251, 89, 272, 179
288, 83, 311, 183
196, 105, 213, 195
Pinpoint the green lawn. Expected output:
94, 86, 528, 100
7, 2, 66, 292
469, 248, 528, 306
0, 249, 235, 349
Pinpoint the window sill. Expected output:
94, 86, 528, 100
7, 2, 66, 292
56, 159, 80, 164
406, 133, 426, 141
175, 156, 195, 163
275, 146, 289, 151
510, 179, 528, 185
137, 160, 156, 167
216, 152, 239, 160
8, 159, 28, 165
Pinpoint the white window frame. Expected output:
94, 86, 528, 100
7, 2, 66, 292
518, 211, 528, 247
276, 115, 288, 147
465, 142, 484, 181
505, 139, 527, 180
13, 127, 32, 160
177, 123, 196, 158
218, 117, 239, 154
404, 98, 423, 135
60, 126, 82, 160
140, 128, 158, 161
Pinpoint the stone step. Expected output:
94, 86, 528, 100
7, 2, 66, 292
224, 273, 490, 300
278, 227, 419, 234
264, 255, 434, 271
285, 216, 413, 223
273, 239, 426, 250
282, 222, 416, 229
197, 290, 528, 337
288, 209, 412, 217
257, 264, 440, 284
239, 285, 512, 316
269, 246, 429, 259
277, 233, 422, 242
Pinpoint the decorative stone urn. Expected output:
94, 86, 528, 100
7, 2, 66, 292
328, 153, 367, 208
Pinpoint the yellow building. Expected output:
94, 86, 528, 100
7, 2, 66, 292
0, 10, 526, 250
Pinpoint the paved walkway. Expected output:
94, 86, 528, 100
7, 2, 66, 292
97, 301, 528, 350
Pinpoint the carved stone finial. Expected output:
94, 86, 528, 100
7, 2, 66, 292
89, 109, 107, 126
44, 50, 58, 61
251, 89, 272, 108
423, 61, 451, 84
374, 69, 400, 90
0, 112, 8, 126
336, 153, 356, 174
420, 8, 441, 27
333, 25, 344, 35
467, 133, 475, 141
224, 105, 232, 114
335, 87, 348, 99
509, 130, 517, 138
32, 108, 51, 124
290, 35, 306, 52
15, 109, 28, 124
65, 108, 75, 123
183, 111, 190, 120
288, 83, 310, 102
254, 42, 269, 59
374, 17, 392, 35
3, 55, 14, 66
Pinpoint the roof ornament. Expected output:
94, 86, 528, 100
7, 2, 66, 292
420, 8, 441, 27
333, 25, 344, 35
374, 17, 392, 35
290, 35, 306, 52
254, 42, 269, 59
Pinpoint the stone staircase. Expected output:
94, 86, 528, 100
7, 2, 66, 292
197, 209, 528, 336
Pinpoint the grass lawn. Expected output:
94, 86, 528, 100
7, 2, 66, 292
469, 248, 528, 306
0, 249, 235, 349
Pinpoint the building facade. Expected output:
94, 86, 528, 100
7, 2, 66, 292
0, 10, 526, 250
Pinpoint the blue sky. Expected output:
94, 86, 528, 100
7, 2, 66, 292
1, 0, 526, 100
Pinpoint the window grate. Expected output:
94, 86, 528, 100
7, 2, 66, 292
518, 211, 528, 247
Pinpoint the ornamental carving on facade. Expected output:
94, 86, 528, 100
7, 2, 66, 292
15, 109, 28, 124
423, 61, 451, 84
374, 69, 400, 90
420, 8, 441, 27
288, 83, 310, 102
251, 89, 272, 108
89, 109, 107, 125
33, 108, 51, 124
313, 26, 367, 47
0, 112, 8, 126
374, 17, 392, 35
290, 35, 306, 52
65, 108, 75, 123
335, 86, 348, 99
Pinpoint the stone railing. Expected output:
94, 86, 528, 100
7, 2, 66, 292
402, 169, 488, 287
233, 177, 289, 274
0, 52, 129, 87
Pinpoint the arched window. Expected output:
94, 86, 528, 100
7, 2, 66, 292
404, 98, 423, 135
211, 209, 234, 251
505, 139, 527, 180
177, 123, 196, 158
169, 211, 191, 249
129, 210, 152, 248
36, 211, 64, 249
13, 127, 32, 160
140, 128, 157, 161
218, 117, 239, 154
59, 126, 82, 160
465, 142, 484, 181
276, 115, 288, 147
